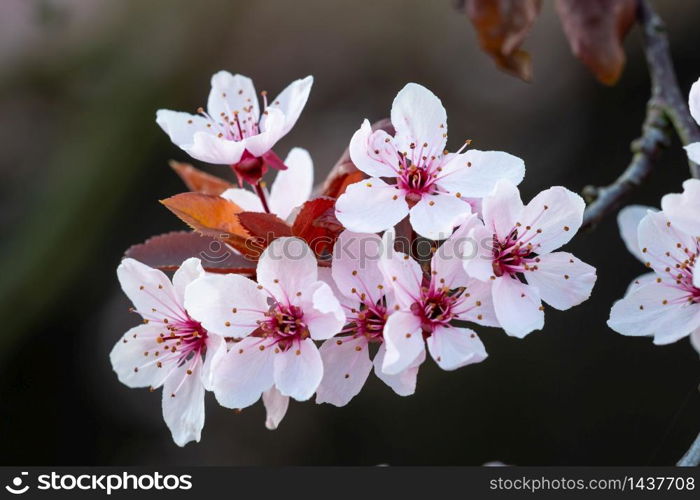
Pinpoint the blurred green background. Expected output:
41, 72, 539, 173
0, 0, 699, 465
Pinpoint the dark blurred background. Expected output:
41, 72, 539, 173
1, 0, 699, 465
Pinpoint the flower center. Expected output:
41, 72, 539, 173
412, 287, 462, 331
492, 227, 539, 277
156, 316, 209, 366
343, 300, 387, 341
258, 303, 309, 350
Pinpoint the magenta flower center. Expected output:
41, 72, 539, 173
156, 316, 209, 366
258, 303, 309, 350
342, 300, 387, 341
412, 286, 463, 332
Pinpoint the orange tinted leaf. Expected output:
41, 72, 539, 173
555, 0, 636, 85
124, 231, 256, 275
462, 0, 541, 82
292, 197, 342, 257
235, 212, 293, 258
169, 160, 233, 195
160, 193, 250, 254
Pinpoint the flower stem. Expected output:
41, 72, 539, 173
254, 182, 271, 213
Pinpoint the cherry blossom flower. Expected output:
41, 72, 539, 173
219, 147, 313, 221
608, 204, 700, 350
684, 78, 700, 164
156, 71, 313, 181
335, 83, 525, 240
110, 258, 226, 447
315, 231, 424, 407
184, 237, 345, 426
462, 180, 596, 338
376, 218, 498, 375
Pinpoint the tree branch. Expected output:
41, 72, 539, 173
677, 431, 700, 466
581, 0, 700, 230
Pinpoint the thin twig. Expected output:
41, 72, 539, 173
581, 0, 700, 230
677, 431, 700, 466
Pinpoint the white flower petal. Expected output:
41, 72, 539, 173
660, 178, 700, 237
220, 188, 265, 212
381, 310, 424, 375
426, 325, 487, 371
462, 224, 497, 282
617, 205, 655, 263
689, 77, 700, 125
409, 193, 471, 240
431, 214, 482, 288
348, 119, 398, 178
390, 83, 447, 156
264, 75, 313, 134
684, 143, 700, 164
273, 338, 324, 401
624, 272, 657, 296
332, 231, 386, 302
110, 323, 169, 389
156, 110, 210, 149
691, 328, 700, 356
437, 150, 525, 198
298, 281, 346, 341
187, 131, 246, 165
207, 71, 259, 122
378, 230, 423, 308
315, 336, 373, 407
525, 252, 596, 311
269, 147, 313, 220
637, 210, 697, 275
492, 276, 544, 338
161, 363, 205, 447
172, 258, 205, 306
262, 386, 290, 430
335, 177, 409, 234
455, 278, 500, 327
373, 342, 424, 396
212, 336, 275, 409
481, 179, 524, 240
243, 106, 286, 157
184, 273, 268, 337
519, 186, 585, 255
117, 258, 183, 321
609, 281, 700, 344
256, 237, 317, 302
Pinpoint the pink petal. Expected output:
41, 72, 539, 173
431, 214, 481, 289
624, 272, 657, 296
525, 252, 596, 311
156, 110, 210, 149
660, 178, 700, 237
243, 106, 286, 157
335, 178, 409, 234
207, 71, 259, 123
378, 229, 423, 308
689, 77, 700, 125
462, 223, 497, 282
172, 258, 205, 305
373, 342, 424, 396
454, 279, 500, 327
437, 150, 525, 198
519, 186, 585, 255
315, 336, 373, 407
262, 386, 290, 430
298, 281, 346, 341
426, 325, 487, 371
617, 205, 655, 263
264, 75, 313, 135
117, 258, 183, 322
184, 273, 268, 337
211, 336, 276, 409
332, 231, 386, 303
110, 323, 171, 389
188, 130, 246, 165
269, 147, 313, 220
348, 119, 398, 178
409, 193, 471, 240
220, 188, 265, 212
161, 363, 205, 447
492, 276, 544, 338
684, 143, 700, 164
273, 338, 324, 401
390, 83, 447, 157
637, 210, 697, 275
381, 310, 424, 375
256, 237, 318, 303
481, 179, 524, 240
608, 281, 700, 344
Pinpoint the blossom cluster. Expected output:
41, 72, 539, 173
111, 70, 600, 446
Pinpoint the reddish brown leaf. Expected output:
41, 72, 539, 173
462, 0, 541, 82
291, 197, 342, 257
235, 211, 293, 258
320, 118, 394, 198
555, 0, 636, 85
124, 231, 256, 275
160, 193, 252, 256
169, 160, 233, 195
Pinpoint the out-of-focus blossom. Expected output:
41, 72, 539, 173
463, 180, 596, 338
110, 258, 225, 447
684, 78, 700, 164
335, 83, 525, 240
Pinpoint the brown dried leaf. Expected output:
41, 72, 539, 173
463, 0, 541, 82
169, 160, 233, 195
555, 0, 637, 85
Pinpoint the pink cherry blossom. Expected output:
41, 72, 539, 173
110, 258, 226, 447
608, 205, 700, 349
156, 71, 312, 169
184, 237, 345, 427
220, 147, 313, 221
684, 78, 700, 164
376, 217, 498, 375
315, 231, 423, 407
462, 180, 596, 338
335, 82, 525, 240
661, 178, 700, 238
